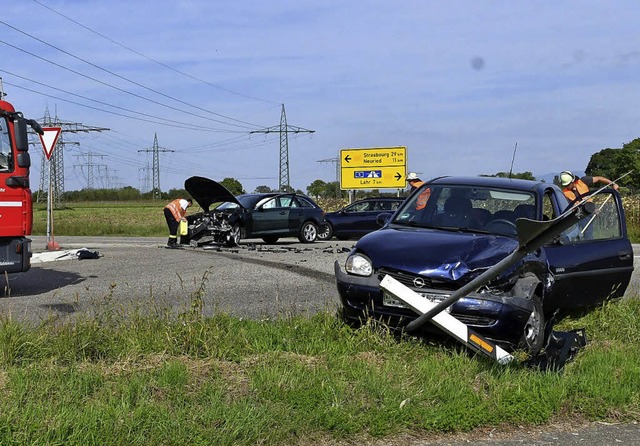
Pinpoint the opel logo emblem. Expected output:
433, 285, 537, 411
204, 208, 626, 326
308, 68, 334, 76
413, 277, 426, 288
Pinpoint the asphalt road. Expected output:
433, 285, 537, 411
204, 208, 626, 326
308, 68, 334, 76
1, 235, 355, 324
6, 236, 639, 325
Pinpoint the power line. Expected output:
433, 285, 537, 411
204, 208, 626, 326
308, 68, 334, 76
1, 72, 245, 133
30, 0, 279, 106
0, 19, 269, 129
0, 37, 259, 130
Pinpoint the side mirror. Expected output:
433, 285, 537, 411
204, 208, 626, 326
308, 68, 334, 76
14, 117, 29, 152
16, 152, 30, 168
376, 212, 392, 227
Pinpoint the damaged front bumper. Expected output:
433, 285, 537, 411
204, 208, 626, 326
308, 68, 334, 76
334, 260, 534, 347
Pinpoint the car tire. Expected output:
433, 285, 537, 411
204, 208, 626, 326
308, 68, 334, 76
262, 236, 279, 244
519, 294, 545, 355
226, 224, 242, 247
298, 221, 318, 243
317, 223, 333, 241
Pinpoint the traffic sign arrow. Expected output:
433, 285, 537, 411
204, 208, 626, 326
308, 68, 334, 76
39, 127, 62, 160
395, 172, 402, 180
344, 154, 351, 163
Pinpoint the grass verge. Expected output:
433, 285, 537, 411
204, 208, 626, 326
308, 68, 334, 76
0, 294, 639, 445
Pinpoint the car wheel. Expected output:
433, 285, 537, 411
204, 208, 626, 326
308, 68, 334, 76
519, 294, 545, 355
317, 223, 333, 241
226, 224, 241, 247
298, 221, 318, 243
262, 236, 279, 244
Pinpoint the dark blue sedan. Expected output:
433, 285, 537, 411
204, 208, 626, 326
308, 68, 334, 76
318, 197, 404, 241
335, 176, 633, 354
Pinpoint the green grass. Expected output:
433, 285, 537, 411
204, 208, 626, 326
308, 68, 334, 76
0, 294, 639, 445
33, 201, 170, 236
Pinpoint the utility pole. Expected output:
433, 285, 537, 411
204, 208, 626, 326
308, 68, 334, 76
37, 107, 109, 207
316, 157, 341, 198
251, 104, 314, 192
138, 133, 174, 199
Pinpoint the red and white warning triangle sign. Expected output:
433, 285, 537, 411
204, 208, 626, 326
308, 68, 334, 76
39, 127, 62, 160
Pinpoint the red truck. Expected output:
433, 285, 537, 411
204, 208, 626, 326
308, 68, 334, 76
0, 98, 43, 273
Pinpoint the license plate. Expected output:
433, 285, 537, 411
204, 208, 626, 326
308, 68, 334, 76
382, 291, 450, 311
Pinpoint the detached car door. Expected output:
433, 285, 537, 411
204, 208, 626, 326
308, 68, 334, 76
251, 196, 291, 235
543, 189, 634, 312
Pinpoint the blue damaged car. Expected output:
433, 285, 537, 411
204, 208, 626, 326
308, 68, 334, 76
335, 176, 634, 354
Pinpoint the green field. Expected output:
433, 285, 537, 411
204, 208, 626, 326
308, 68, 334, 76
33, 201, 169, 237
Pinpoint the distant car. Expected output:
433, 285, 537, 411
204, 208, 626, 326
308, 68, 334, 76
318, 197, 404, 241
181, 176, 326, 246
335, 176, 633, 354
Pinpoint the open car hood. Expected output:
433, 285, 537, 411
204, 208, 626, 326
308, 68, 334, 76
184, 176, 241, 212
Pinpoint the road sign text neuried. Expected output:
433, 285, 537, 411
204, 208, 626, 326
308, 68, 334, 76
340, 147, 407, 189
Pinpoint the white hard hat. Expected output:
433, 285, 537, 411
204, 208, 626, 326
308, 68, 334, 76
407, 172, 420, 181
560, 171, 574, 187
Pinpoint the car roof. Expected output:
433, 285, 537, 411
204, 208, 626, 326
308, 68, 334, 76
354, 197, 403, 202
427, 176, 550, 193
237, 192, 320, 207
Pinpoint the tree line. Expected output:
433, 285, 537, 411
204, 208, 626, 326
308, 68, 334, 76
35, 137, 639, 202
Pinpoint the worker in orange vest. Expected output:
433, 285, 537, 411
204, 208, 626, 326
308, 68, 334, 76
406, 172, 424, 192
560, 171, 618, 206
164, 198, 192, 248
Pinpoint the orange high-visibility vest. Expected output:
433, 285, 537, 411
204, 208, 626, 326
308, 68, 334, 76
563, 179, 590, 204
416, 187, 431, 210
165, 198, 188, 222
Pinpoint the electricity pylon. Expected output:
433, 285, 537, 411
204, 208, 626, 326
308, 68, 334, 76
316, 157, 341, 198
37, 107, 109, 207
251, 104, 314, 192
138, 133, 174, 199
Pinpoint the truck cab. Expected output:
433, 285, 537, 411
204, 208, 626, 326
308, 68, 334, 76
0, 100, 42, 273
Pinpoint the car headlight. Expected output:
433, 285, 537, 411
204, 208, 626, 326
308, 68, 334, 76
345, 253, 373, 277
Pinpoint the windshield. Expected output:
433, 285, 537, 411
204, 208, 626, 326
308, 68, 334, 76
393, 184, 537, 236
0, 118, 11, 171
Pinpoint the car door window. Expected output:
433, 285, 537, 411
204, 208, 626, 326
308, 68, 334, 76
349, 201, 371, 212
374, 201, 390, 211
295, 197, 314, 208
560, 192, 622, 242
279, 196, 293, 208
542, 192, 557, 221
261, 197, 278, 209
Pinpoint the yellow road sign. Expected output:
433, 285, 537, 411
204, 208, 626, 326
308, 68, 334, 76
341, 166, 407, 189
340, 146, 407, 189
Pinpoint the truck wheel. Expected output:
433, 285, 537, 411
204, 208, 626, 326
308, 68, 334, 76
519, 294, 545, 355
298, 221, 318, 243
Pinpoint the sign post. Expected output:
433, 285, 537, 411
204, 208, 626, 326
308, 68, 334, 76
39, 127, 62, 251
340, 146, 407, 190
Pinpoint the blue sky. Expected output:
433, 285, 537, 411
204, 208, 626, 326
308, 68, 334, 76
2, 1, 639, 193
